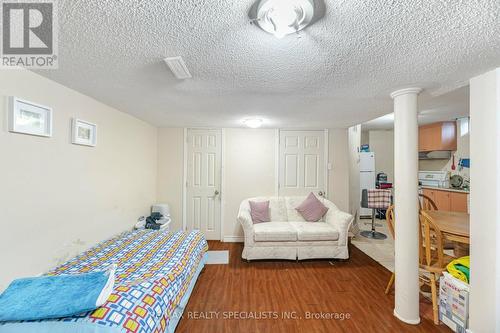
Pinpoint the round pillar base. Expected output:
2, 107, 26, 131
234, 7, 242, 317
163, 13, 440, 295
393, 309, 421, 325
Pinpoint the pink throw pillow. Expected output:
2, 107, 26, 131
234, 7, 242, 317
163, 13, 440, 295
249, 201, 270, 224
296, 193, 329, 222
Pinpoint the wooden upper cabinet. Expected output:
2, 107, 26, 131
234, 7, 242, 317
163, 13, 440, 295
418, 121, 457, 152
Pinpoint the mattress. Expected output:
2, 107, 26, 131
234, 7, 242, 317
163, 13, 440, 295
0, 229, 208, 333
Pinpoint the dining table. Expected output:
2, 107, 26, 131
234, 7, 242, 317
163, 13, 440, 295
422, 210, 470, 256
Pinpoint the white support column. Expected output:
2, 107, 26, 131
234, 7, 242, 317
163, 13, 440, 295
469, 68, 500, 333
391, 87, 422, 325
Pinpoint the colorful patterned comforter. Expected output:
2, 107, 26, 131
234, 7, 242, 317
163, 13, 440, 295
2, 230, 208, 333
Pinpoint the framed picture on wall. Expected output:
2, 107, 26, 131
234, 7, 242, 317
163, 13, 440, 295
72, 118, 97, 147
8, 97, 53, 137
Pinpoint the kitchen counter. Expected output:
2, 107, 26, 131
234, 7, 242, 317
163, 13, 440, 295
420, 185, 470, 194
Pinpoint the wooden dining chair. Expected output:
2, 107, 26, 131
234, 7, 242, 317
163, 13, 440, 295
419, 192, 457, 250
419, 193, 438, 211
419, 210, 455, 325
384, 205, 395, 295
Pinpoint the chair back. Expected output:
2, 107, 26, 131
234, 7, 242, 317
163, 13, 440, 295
419, 193, 437, 211
365, 189, 392, 209
385, 205, 395, 240
419, 210, 445, 269
360, 189, 369, 208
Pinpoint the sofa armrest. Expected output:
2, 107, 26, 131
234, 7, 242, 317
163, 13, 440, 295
323, 201, 353, 246
237, 201, 255, 246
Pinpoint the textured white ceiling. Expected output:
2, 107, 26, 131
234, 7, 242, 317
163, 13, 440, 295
36, 0, 500, 128
363, 86, 470, 130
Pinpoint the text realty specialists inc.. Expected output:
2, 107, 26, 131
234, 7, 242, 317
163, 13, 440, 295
173, 311, 352, 321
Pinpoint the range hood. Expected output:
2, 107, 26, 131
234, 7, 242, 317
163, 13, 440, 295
419, 151, 452, 160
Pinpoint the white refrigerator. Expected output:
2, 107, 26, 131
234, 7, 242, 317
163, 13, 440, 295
359, 152, 376, 217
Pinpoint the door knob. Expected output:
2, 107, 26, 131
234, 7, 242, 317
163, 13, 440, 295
318, 191, 324, 197
214, 190, 220, 196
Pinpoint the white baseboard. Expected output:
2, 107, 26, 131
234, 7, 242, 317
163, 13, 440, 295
223, 236, 244, 243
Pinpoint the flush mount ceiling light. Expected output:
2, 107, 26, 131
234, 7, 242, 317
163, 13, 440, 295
243, 118, 264, 128
253, 0, 315, 38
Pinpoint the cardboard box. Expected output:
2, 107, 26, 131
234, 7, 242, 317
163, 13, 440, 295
439, 272, 470, 333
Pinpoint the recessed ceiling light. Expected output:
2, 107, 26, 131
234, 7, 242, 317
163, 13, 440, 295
254, 0, 314, 38
164, 56, 192, 79
243, 118, 264, 128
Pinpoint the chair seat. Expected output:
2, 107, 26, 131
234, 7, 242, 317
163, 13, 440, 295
254, 222, 297, 242
289, 222, 339, 241
443, 253, 455, 263
419, 254, 455, 273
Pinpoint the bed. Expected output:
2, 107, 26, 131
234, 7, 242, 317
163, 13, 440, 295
0, 229, 208, 333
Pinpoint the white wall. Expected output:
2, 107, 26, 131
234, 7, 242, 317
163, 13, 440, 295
157, 128, 184, 231
368, 130, 394, 182
329, 129, 350, 213
348, 125, 361, 217
469, 68, 500, 333
157, 128, 351, 240
0, 69, 157, 289
360, 130, 369, 146
223, 129, 277, 239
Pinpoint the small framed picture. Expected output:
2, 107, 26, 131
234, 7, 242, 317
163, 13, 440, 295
72, 118, 97, 147
8, 97, 53, 137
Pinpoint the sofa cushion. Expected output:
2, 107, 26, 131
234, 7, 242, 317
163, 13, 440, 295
289, 222, 339, 241
246, 198, 288, 222
249, 200, 270, 223
285, 197, 308, 222
295, 193, 329, 222
254, 222, 297, 242
268, 198, 288, 222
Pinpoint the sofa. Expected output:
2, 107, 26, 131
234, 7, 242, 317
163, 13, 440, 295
237, 196, 354, 261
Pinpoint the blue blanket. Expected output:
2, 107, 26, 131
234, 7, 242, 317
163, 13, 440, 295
0, 267, 114, 322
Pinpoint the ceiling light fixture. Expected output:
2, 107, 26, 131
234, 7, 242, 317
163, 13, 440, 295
243, 118, 264, 128
253, 0, 314, 38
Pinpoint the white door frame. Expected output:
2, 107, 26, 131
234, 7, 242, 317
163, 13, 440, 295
182, 128, 225, 241
275, 129, 329, 198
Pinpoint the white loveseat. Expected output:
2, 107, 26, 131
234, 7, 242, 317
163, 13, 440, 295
237, 196, 354, 261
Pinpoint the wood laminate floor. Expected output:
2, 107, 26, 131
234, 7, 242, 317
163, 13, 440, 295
176, 241, 451, 333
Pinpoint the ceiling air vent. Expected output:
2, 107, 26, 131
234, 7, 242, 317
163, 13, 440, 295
163, 56, 192, 79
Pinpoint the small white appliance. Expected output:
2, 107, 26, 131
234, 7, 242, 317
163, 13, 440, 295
418, 170, 450, 188
152, 203, 172, 226
359, 152, 376, 217
152, 203, 170, 218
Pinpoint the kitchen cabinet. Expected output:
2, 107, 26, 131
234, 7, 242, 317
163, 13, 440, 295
422, 188, 468, 213
434, 190, 451, 211
422, 188, 436, 205
450, 192, 468, 212
419, 122, 457, 152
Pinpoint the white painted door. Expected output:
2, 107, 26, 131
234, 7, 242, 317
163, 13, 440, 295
279, 130, 326, 197
185, 129, 221, 240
